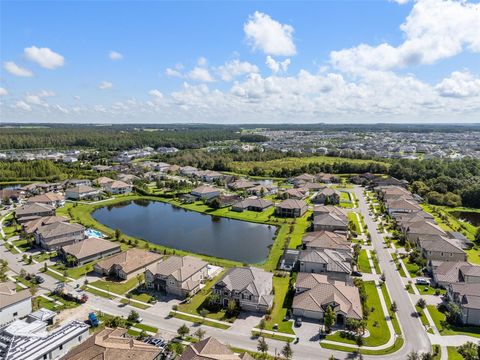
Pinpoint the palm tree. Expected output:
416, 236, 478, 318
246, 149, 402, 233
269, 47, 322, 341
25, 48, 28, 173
194, 327, 206, 340
281, 341, 293, 360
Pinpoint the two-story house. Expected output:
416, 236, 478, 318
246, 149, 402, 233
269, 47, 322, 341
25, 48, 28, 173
35, 221, 86, 251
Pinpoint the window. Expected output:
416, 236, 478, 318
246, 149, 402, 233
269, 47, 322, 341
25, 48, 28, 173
59, 344, 63, 350
13, 312, 18, 316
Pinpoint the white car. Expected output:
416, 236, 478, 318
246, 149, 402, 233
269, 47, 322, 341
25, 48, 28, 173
416, 278, 430, 286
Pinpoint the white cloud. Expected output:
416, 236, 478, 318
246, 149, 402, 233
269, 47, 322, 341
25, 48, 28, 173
391, 0, 410, 4
0, 87, 8, 96
109, 51, 123, 60
197, 57, 208, 66
24, 90, 55, 106
3, 61, 34, 77
218, 59, 259, 81
14, 101, 32, 111
436, 70, 480, 98
188, 67, 214, 82
330, 0, 480, 73
149, 89, 164, 100
265, 56, 291, 73
24, 46, 64, 69
244, 11, 296, 56
165, 67, 183, 77
98, 81, 113, 90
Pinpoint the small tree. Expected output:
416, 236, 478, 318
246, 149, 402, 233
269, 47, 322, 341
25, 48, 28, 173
177, 324, 190, 339
194, 327, 206, 341
281, 341, 293, 360
127, 310, 140, 322
324, 305, 336, 333
416, 298, 426, 310
407, 351, 419, 360
258, 318, 266, 335
420, 352, 433, 360
115, 228, 122, 241
390, 301, 398, 314
457, 341, 478, 360
126, 293, 132, 304
257, 337, 268, 358
199, 309, 209, 322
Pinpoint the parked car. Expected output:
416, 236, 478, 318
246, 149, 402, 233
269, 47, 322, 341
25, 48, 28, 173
35, 276, 45, 284
295, 318, 302, 327
416, 278, 430, 286
351, 271, 362, 277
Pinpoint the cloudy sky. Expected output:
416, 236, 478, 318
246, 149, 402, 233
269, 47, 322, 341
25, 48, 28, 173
1, 0, 479, 123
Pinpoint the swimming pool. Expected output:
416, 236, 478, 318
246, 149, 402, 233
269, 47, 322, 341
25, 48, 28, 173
85, 228, 104, 238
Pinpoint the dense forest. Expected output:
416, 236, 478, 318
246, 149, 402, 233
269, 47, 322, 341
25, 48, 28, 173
0, 125, 240, 150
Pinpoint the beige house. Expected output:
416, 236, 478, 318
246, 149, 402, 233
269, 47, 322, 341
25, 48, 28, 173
0, 281, 32, 326
275, 199, 307, 218
446, 283, 480, 326
27, 192, 65, 207
61, 327, 162, 360
103, 180, 133, 194
417, 235, 467, 262
144, 255, 208, 298
292, 273, 362, 324
22, 215, 68, 234
313, 212, 348, 232
404, 220, 447, 243
298, 249, 352, 282
191, 185, 220, 200
15, 203, 55, 223
179, 337, 253, 360
65, 185, 100, 200
94, 248, 162, 280
312, 188, 340, 205
432, 261, 480, 288
35, 221, 86, 251
301, 231, 351, 255
60, 237, 121, 265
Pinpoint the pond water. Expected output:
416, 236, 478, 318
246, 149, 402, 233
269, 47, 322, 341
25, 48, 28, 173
0, 183, 24, 190
92, 200, 277, 263
451, 211, 480, 227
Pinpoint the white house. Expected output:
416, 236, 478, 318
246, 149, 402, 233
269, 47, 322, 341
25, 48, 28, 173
0, 282, 32, 326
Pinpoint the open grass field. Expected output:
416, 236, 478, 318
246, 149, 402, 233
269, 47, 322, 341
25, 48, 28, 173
230, 156, 389, 176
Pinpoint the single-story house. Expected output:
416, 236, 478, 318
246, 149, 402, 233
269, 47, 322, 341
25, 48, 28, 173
117, 173, 140, 184
27, 192, 65, 207
144, 255, 208, 298
228, 180, 256, 191
191, 185, 220, 200
292, 273, 362, 323
386, 198, 422, 215
95, 177, 114, 186
231, 198, 273, 212
312, 188, 340, 205
195, 170, 223, 182
298, 249, 352, 282
207, 194, 242, 208
60, 237, 121, 266
0, 281, 32, 326
65, 185, 100, 200
35, 221, 86, 251
179, 166, 198, 176
103, 180, 133, 195
275, 199, 308, 218
283, 188, 307, 200
316, 173, 339, 184
446, 283, 480, 326
94, 248, 162, 280
15, 203, 55, 223
404, 220, 447, 243
213, 267, 274, 313
246, 184, 278, 196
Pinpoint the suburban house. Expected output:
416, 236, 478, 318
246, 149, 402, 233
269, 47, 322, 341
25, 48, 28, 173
195, 170, 223, 182
179, 166, 198, 176
316, 173, 339, 184
312, 188, 340, 205
293, 173, 316, 185
247, 184, 278, 196
179, 337, 254, 360
284, 188, 308, 200
22, 215, 68, 234
103, 180, 133, 194
15, 203, 55, 223
27, 192, 65, 207
404, 220, 447, 243
386, 198, 422, 215
228, 180, 256, 191
95, 176, 114, 186
298, 249, 352, 281
213, 267, 274, 313
292, 273, 362, 324
94, 248, 162, 280
275, 199, 308, 218
144, 255, 208, 298
65, 179, 92, 188
432, 261, 480, 288
446, 283, 480, 326
60, 327, 162, 360
35, 221, 86, 251
65, 185, 100, 200
231, 198, 273, 212
313, 212, 348, 232
60, 237, 121, 266
417, 235, 467, 262
191, 185, 221, 200
117, 173, 140, 184
0, 282, 32, 326
0, 320, 89, 360
0, 189, 24, 204
302, 231, 351, 255
207, 194, 241, 208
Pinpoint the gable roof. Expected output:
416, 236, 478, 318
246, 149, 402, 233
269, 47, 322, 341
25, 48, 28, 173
217, 267, 272, 298
233, 198, 273, 209
23, 216, 68, 234
66, 185, 98, 194
27, 192, 64, 204
313, 212, 347, 227
299, 249, 352, 274
62, 237, 120, 260
0, 281, 31, 309
16, 202, 55, 217
418, 235, 465, 254
192, 185, 219, 195
277, 199, 307, 210
36, 221, 85, 238
95, 248, 162, 275
433, 261, 472, 284
302, 231, 350, 251
148, 255, 208, 282
179, 337, 242, 360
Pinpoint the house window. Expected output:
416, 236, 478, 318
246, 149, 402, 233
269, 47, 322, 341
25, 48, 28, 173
59, 344, 63, 350
13, 312, 18, 316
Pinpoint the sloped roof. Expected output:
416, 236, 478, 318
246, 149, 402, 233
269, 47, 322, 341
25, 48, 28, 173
418, 235, 465, 254
217, 267, 272, 297
192, 185, 219, 195
27, 192, 64, 204
299, 249, 352, 274
148, 255, 207, 281
23, 216, 68, 234
277, 199, 307, 209
66, 185, 98, 194
16, 202, 55, 216
302, 231, 350, 251
62, 237, 120, 260
433, 261, 471, 284
233, 198, 273, 209
313, 212, 347, 227
179, 337, 241, 360
95, 248, 162, 275
0, 281, 31, 309
36, 221, 85, 239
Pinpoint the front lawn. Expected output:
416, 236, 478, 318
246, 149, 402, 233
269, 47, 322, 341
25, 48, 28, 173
90, 275, 142, 295
52, 263, 94, 279
427, 305, 480, 339
357, 250, 371, 273
447, 347, 463, 360
414, 285, 445, 296
261, 274, 294, 335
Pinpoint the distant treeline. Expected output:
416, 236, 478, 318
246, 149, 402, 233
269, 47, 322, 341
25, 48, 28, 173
0, 160, 94, 181
0, 125, 240, 150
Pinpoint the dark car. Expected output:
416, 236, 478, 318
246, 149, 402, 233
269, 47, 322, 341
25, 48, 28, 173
35, 276, 45, 284
294, 318, 302, 327
351, 271, 362, 277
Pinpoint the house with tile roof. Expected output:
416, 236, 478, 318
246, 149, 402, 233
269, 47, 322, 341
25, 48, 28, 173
313, 212, 348, 233
292, 273, 362, 324
416, 234, 467, 262
27, 192, 65, 207
298, 249, 353, 282
60, 237, 121, 266
446, 283, 480, 326
301, 231, 351, 255
15, 203, 56, 223
22, 215, 68, 235
191, 185, 221, 200
35, 221, 86, 251
312, 188, 340, 205
0, 282, 32, 326
432, 261, 480, 288
179, 337, 254, 360
213, 267, 273, 313
65, 185, 100, 200
144, 255, 208, 298
275, 199, 307, 218
231, 198, 273, 212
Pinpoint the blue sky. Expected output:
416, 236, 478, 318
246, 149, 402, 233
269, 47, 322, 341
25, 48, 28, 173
1, 0, 479, 123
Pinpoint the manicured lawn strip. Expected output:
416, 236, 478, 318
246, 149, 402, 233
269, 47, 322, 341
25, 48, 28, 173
15, 276, 35, 288
380, 283, 401, 335
415, 285, 445, 296
134, 323, 158, 333
33, 251, 56, 262
447, 347, 463, 360
90, 276, 141, 295
390, 253, 407, 277
321, 337, 404, 355
357, 250, 371, 273
44, 269, 70, 282
84, 286, 116, 299
428, 305, 480, 339
262, 275, 294, 334
348, 212, 362, 234
52, 263, 94, 279
416, 307, 430, 327
326, 281, 391, 346
287, 212, 312, 249
170, 312, 230, 329
13, 238, 31, 251
251, 330, 294, 342
177, 271, 230, 322
120, 298, 150, 309
401, 257, 421, 277
33, 296, 58, 311
371, 252, 381, 274
127, 329, 141, 337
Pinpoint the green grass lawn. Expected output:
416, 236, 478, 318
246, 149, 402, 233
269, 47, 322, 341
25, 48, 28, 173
401, 257, 421, 277
120, 298, 150, 309
52, 263, 94, 279
326, 281, 391, 347
90, 276, 142, 295
415, 285, 445, 296
84, 285, 116, 299
447, 347, 463, 360
358, 250, 371, 273
390, 253, 407, 277
321, 337, 404, 355
262, 275, 294, 335
170, 312, 230, 329
44, 269, 70, 282
428, 305, 480, 339
380, 284, 401, 335
33, 251, 56, 262
416, 307, 430, 327
348, 212, 362, 234
13, 238, 31, 252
